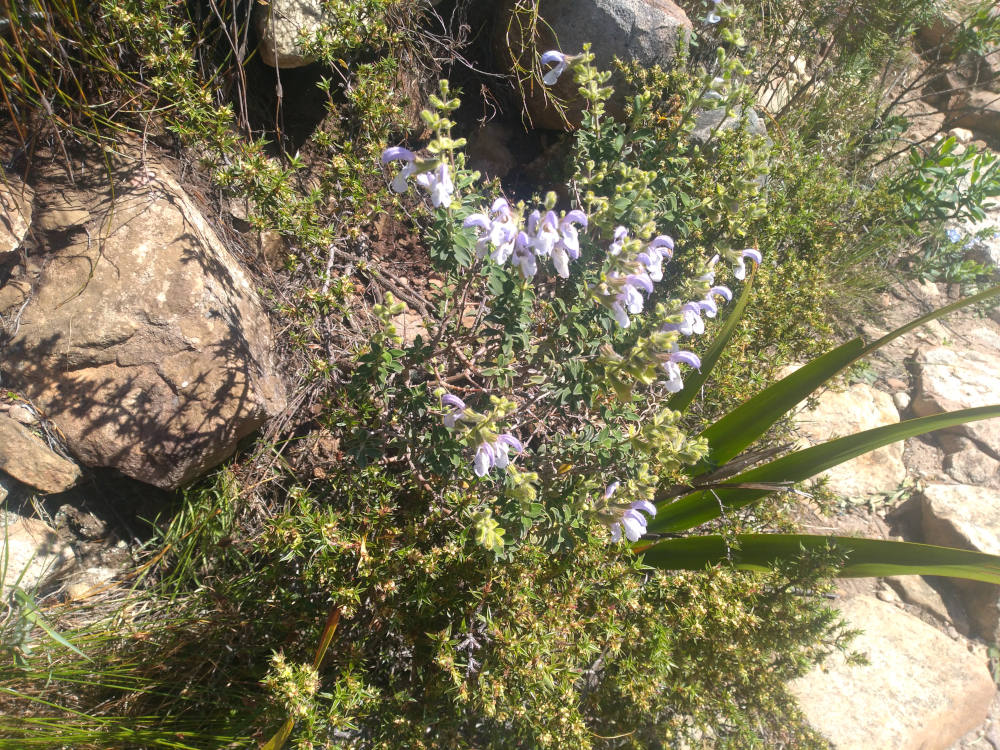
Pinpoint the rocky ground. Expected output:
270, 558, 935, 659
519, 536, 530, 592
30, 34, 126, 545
787, 274, 1000, 749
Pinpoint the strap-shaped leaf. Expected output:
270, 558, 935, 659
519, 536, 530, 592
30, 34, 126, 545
693, 284, 1000, 473
649, 405, 1000, 533
639, 534, 1000, 584
667, 266, 756, 413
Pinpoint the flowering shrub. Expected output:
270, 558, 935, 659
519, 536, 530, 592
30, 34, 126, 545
360, 52, 769, 554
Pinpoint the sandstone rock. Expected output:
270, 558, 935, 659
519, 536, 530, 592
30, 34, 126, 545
944, 436, 1000, 488
501, 0, 692, 130
948, 127, 974, 144
958, 199, 1000, 271
912, 345, 1000, 456
886, 575, 953, 623
64, 565, 118, 600
0, 415, 80, 493
920, 483, 1000, 640
1, 156, 286, 489
389, 311, 428, 347
789, 596, 994, 750
1, 513, 74, 596
4, 403, 37, 425
950, 89, 1000, 138
466, 123, 516, 181
915, 10, 963, 55
1, 175, 32, 257
256, 0, 322, 68
893, 391, 910, 412
792, 383, 906, 497
688, 105, 768, 148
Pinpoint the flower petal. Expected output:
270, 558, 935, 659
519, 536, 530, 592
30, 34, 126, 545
497, 434, 524, 453
441, 394, 466, 409
474, 444, 494, 477
631, 499, 657, 517
381, 146, 415, 164
670, 350, 702, 369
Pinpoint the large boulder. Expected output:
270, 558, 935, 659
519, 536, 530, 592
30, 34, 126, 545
791, 383, 906, 498
789, 595, 995, 750
500, 0, 693, 129
1, 156, 286, 490
920, 483, 1000, 641
949, 89, 1000, 138
912, 340, 1000, 456
256, 0, 322, 68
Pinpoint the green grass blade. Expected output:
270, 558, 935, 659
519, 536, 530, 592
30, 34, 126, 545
667, 266, 755, 413
12, 588, 91, 661
693, 283, 1000, 472
650, 405, 1000, 533
640, 534, 1000, 583
691, 338, 865, 473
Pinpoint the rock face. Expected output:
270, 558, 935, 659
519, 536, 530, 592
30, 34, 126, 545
950, 89, 1000, 138
688, 106, 768, 147
0, 415, 81, 494
920, 483, 1000, 641
1, 158, 286, 490
912, 343, 1000, 455
501, 0, 693, 129
791, 383, 906, 497
256, 0, 323, 68
944, 436, 1000, 488
789, 595, 995, 750
1, 175, 32, 257
1, 513, 74, 596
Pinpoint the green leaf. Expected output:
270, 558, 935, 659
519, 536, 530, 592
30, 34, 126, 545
694, 284, 1000, 473
668, 266, 755, 413
639, 534, 1000, 584
651, 405, 1000, 533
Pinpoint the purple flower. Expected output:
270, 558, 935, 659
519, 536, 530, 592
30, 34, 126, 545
609, 271, 654, 329
441, 393, 467, 428
662, 347, 701, 393
531, 210, 560, 258
609, 226, 629, 256
464, 198, 518, 261
699, 285, 732, 318
638, 235, 674, 282
381, 147, 453, 207
474, 442, 496, 477
416, 162, 454, 208
473, 433, 524, 477
663, 301, 706, 337
551, 210, 588, 278
946, 228, 963, 243
733, 248, 762, 281
609, 496, 657, 543
381, 147, 418, 193
540, 50, 569, 86
511, 231, 538, 279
